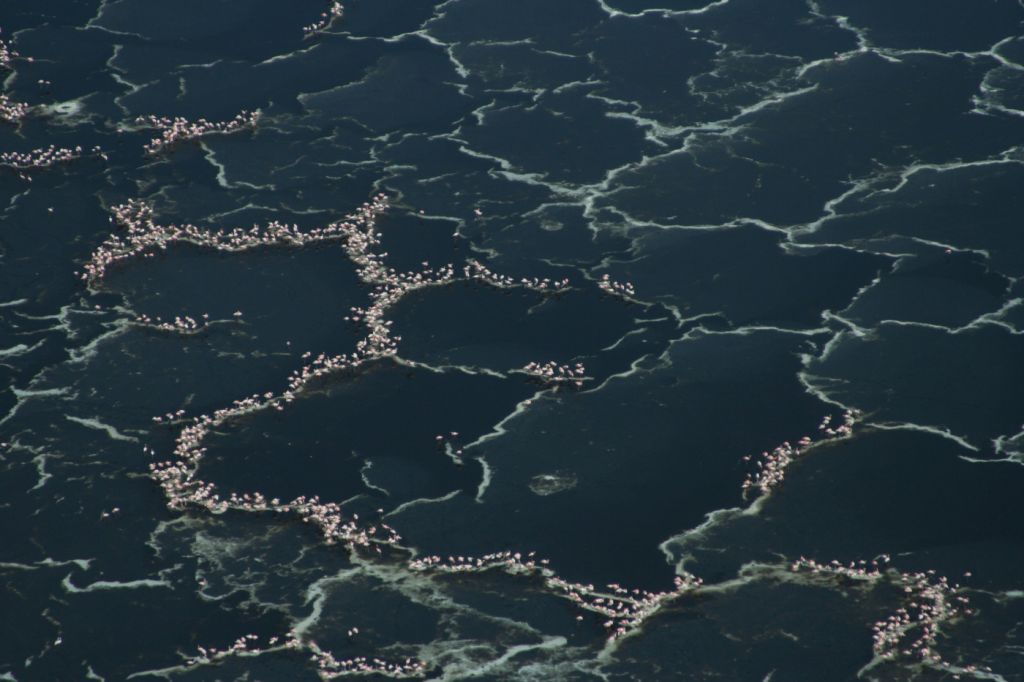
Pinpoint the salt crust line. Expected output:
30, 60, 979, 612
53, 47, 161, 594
82, 193, 636, 677
91, 193, 988, 676
3, 4, 1004, 674
132, 195, 431, 678
97, 192, 988, 677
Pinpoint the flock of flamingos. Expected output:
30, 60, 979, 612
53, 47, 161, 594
0, 4, 991, 678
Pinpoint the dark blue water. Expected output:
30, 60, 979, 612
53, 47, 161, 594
1, 1, 1023, 680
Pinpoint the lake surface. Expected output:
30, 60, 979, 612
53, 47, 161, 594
1, 1, 1023, 680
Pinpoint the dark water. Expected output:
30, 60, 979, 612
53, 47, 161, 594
1, 1, 1023, 680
